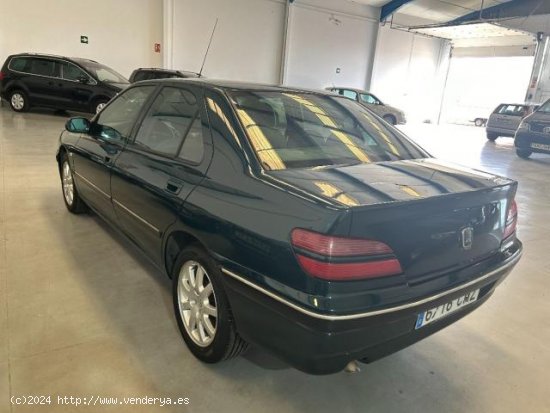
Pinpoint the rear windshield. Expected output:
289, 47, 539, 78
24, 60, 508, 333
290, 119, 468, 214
229, 91, 425, 171
495, 104, 528, 116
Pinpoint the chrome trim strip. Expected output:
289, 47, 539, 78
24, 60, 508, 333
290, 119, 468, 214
74, 171, 110, 199
221, 249, 522, 321
112, 199, 160, 235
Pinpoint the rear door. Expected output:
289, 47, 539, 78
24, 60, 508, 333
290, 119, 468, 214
111, 85, 212, 265
71, 85, 156, 224
24, 57, 61, 106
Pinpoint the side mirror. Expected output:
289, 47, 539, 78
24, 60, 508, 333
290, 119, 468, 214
65, 117, 90, 133
77, 76, 89, 84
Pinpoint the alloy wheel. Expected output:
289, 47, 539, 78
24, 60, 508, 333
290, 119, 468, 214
62, 161, 74, 206
177, 260, 218, 347
95, 102, 106, 113
11, 93, 25, 111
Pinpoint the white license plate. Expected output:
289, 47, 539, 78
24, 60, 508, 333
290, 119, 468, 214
531, 143, 550, 151
415, 289, 480, 329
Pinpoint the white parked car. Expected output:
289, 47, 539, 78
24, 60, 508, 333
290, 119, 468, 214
326, 87, 406, 125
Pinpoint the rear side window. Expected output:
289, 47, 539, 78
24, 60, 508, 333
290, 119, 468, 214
29, 58, 58, 77
338, 89, 358, 100
134, 87, 204, 163
8, 57, 30, 72
132, 71, 149, 82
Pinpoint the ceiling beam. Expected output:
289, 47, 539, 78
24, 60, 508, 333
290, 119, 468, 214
380, 0, 415, 22
450, 0, 550, 25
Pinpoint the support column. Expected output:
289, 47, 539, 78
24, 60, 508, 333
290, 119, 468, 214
163, 0, 174, 69
526, 34, 550, 104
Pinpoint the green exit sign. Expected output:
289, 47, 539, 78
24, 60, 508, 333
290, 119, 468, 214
80, 36, 88, 44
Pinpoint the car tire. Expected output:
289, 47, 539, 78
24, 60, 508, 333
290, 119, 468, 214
383, 114, 397, 125
9, 89, 29, 112
475, 118, 484, 127
172, 245, 248, 363
516, 149, 532, 159
60, 153, 87, 214
486, 132, 498, 141
92, 99, 109, 114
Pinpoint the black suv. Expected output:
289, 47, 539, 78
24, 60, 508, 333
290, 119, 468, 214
129, 68, 200, 83
0, 53, 129, 114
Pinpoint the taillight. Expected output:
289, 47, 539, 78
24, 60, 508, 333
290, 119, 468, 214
0, 72, 4, 81
503, 199, 518, 240
291, 228, 402, 281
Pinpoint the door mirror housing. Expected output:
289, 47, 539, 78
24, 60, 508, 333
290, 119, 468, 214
65, 117, 90, 133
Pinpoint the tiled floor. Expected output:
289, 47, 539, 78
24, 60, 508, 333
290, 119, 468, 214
0, 106, 549, 412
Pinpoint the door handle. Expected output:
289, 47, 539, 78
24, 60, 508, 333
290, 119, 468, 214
165, 179, 184, 194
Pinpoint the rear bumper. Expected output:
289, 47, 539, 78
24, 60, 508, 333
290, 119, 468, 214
486, 125, 515, 136
222, 241, 522, 374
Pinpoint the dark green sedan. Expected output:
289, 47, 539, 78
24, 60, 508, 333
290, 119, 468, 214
56, 79, 522, 374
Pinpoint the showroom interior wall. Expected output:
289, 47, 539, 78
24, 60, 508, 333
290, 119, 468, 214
370, 25, 451, 123
167, 0, 286, 83
164, 0, 379, 89
283, 0, 379, 90
0, 0, 162, 79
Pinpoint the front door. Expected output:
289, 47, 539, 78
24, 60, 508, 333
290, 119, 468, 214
59, 61, 96, 111
71, 85, 157, 223
111, 85, 212, 265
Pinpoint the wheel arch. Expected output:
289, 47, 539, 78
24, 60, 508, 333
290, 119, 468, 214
164, 229, 209, 279
90, 95, 112, 112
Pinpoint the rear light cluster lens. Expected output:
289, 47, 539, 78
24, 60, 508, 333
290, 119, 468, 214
503, 199, 518, 240
0, 72, 4, 81
291, 229, 402, 281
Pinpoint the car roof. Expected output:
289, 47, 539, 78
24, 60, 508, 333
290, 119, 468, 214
327, 87, 371, 94
133, 78, 335, 94
10, 53, 98, 64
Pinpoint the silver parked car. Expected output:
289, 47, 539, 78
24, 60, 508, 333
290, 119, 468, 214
486, 103, 535, 141
326, 87, 406, 125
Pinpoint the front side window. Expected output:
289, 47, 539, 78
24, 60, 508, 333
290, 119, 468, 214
230, 91, 426, 171
61, 62, 89, 82
360, 93, 380, 105
92, 86, 155, 142
134, 87, 204, 162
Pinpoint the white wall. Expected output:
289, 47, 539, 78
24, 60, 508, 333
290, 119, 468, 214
169, 0, 286, 83
370, 25, 450, 123
284, 0, 379, 89
0, 0, 163, 79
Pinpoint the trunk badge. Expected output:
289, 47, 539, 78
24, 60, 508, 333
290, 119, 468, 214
460, 227, 474, 250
